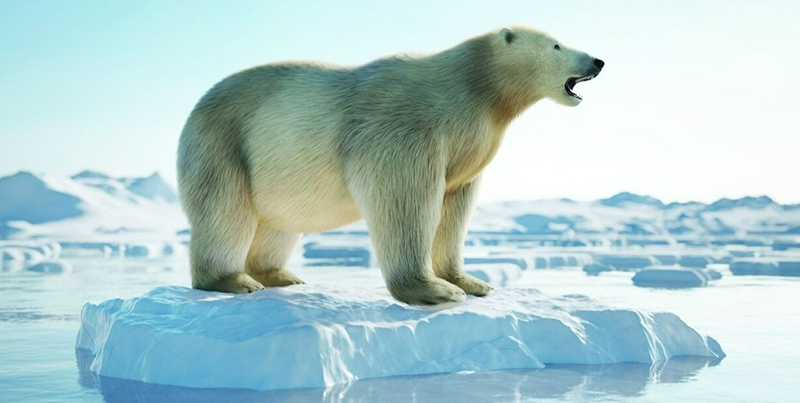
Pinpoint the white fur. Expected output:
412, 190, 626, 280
177, 26, 601, 304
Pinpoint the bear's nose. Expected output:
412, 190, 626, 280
594, 59, 605, 69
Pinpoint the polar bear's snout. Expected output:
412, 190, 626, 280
564, 55, 604, 102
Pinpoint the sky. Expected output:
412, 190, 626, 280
1, 0, 798, 204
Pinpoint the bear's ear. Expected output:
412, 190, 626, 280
500, 28, 516, 44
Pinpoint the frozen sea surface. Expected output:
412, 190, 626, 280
1, 242, 799, 401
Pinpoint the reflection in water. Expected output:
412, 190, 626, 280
76, 349, 720, 402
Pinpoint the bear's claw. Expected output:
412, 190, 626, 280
248, 268, 306, 288
201, 273, 265, 294
450, 274, 493, 297
389, 277, 467, 306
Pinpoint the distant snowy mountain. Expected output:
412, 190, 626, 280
599, 192, 665, 209
0, 171, 797, 239
0, 171, 185, 239
706, 196, 777, 211
71, 170, 112, 180
122, 173, 178, 203
0, 172, 83, 224
471, 192, 800, 236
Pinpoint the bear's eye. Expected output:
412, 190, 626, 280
554, 44, 561, 50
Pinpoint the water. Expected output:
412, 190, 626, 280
1, 251, 799, 402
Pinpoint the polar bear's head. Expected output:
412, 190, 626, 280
491, 26, 603, 107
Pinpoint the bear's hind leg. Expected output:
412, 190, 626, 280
245, 225, 304, 287
181, 127, 263, 294
433, 178, 493, 296
188, 212, 263, 294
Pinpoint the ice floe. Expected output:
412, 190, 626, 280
465, 256, 528, 270
76, 285, 724, 391
595, 254, 659, 271
583, 263, 614, 276
729, 258, 800, 276
632, 266, 722, 288
26, 259, 73, 274
464, 263, 522, 287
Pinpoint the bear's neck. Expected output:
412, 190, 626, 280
444, 37, 541, 129
431, 38, 542, 189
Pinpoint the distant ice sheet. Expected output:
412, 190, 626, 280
77, 286, 724, 391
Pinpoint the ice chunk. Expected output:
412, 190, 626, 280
1, 248, 26, 262
56, 241, 179, 259
465, 263, 522, 287
76, 286, 724, 391
654, 254, 680, 265
303, 241, 372, 267
677, 256, 713, 268
729, 258, 800, 276
0, 246, 44, 262
123, 244, 156, 258
583, 263, 614, 276
0, 241, 59, 259
464, 256, 528, 270
632, 266, 721, 288
26, 259, 72, 274
773, 241, 800, 251
778, 260, 800, 276
532, 253, 592, 269
704, 268, 723, 280
596, 255, 658, 271
161, 242, 180, 256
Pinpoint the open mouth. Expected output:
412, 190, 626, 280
564, 75, 596, 100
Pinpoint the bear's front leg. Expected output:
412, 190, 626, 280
432, 177, 493, 297
346, 145, 466, 305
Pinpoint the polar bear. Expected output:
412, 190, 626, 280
177, 26, 603, 305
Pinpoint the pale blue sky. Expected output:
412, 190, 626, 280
1, 1, 798, 203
